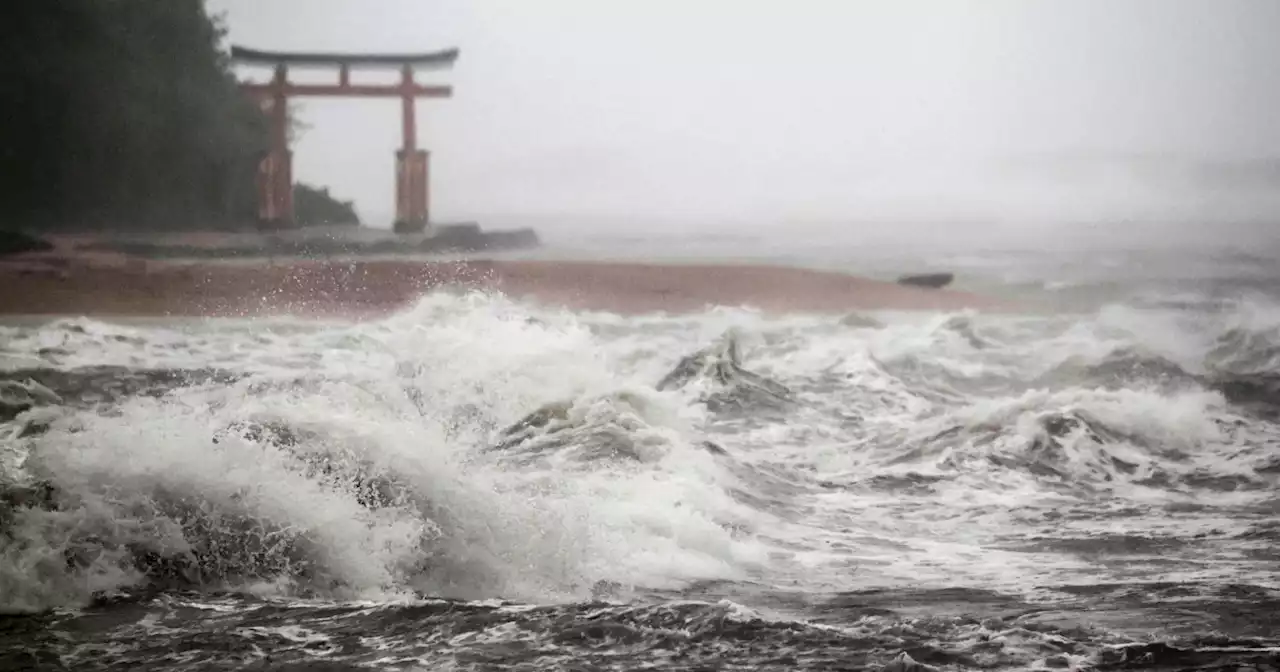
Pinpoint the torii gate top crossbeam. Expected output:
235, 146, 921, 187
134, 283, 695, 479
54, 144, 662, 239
230, 44, 458, 99
229, 46, 459, 70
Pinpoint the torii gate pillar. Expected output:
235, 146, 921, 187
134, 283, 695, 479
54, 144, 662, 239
256, 65, 293, 224
395, 65, 430, 232
231, 46, 458, 232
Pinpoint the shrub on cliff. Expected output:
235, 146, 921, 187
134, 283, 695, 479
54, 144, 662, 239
293, 183, 360, 227
0, 231, 54, 257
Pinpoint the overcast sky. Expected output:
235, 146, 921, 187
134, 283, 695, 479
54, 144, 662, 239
208, 0, 1280, 233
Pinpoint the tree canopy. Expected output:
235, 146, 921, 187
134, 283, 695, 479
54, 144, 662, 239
1, 1, 356, 231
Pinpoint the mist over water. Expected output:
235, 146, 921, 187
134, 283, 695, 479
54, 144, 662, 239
210, 0, 1280, 228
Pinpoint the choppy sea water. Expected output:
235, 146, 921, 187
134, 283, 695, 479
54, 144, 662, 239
2, 244, 1280, 671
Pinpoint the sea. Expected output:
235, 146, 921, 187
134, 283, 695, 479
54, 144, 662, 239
2, 226, 1280, 671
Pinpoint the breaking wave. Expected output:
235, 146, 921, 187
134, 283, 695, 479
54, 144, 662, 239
3, 289, 1280, 669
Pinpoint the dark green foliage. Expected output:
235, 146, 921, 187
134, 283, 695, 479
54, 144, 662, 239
0, 0, 268, 230
293, 183, 360, 227
0, 231, 54, 257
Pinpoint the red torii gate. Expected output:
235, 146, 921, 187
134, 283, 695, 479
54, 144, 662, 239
230, 45, 458, 232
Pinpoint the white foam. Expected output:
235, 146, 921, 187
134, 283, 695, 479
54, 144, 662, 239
4, 287, 1280, 613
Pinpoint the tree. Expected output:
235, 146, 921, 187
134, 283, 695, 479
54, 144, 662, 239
0, 0, 268, 230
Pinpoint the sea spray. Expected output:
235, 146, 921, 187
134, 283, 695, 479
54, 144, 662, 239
2, 284, 1280, 669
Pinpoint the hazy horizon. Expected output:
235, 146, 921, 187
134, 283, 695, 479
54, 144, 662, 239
209, 0, 1280, 240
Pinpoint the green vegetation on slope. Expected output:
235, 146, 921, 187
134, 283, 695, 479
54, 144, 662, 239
1, 1, 355, 231
294, 184, 360, 227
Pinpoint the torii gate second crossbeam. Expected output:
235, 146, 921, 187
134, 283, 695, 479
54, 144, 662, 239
230, 45, 459, 232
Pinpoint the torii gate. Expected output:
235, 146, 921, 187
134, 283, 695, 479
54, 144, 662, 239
229, 45, 458, 232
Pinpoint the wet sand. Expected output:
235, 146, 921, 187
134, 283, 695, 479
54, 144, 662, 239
0, 257, 1014, 318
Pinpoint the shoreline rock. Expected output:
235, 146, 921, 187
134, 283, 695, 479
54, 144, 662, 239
71, 225, 541, 260
897, 272, 955, 289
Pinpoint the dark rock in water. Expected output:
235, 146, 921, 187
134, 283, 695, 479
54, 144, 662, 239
485, 227, 540, 250
420, 223, 542, 253
657, 333, 794, 414
896, 272, 955, 289
423, 223, 487, 252
0, 230, 54, 257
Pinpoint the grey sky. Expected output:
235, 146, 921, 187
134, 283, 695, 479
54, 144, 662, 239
208, 0, 1280, 231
